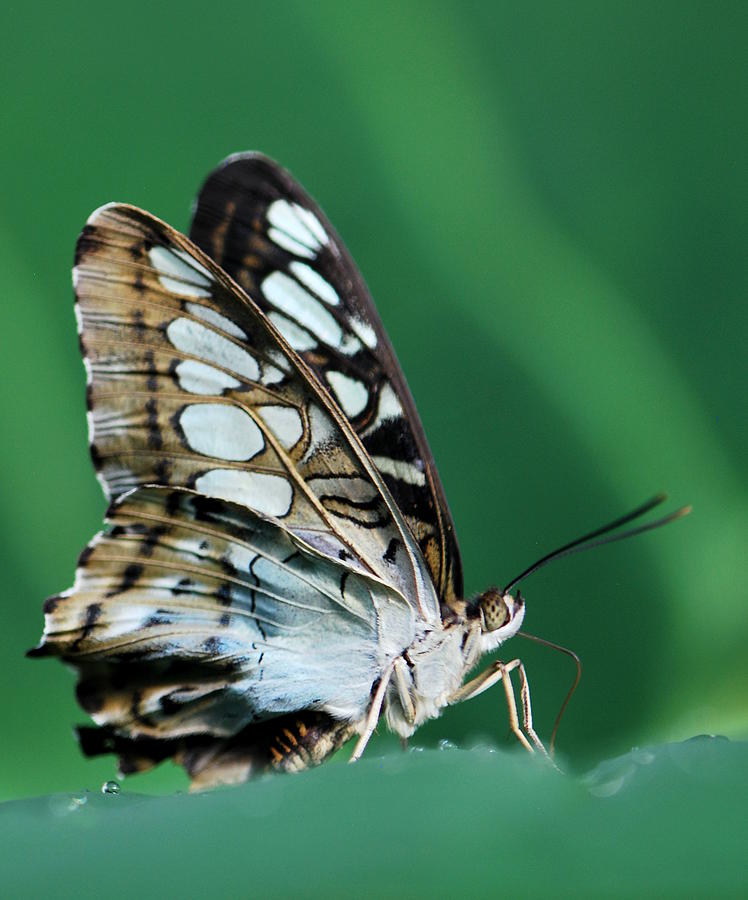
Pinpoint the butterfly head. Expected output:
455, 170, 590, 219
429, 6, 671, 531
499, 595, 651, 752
475, 587, 525, 652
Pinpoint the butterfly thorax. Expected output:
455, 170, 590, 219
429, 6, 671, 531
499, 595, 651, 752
382, 619, 481, 738
382, 589, 524, 738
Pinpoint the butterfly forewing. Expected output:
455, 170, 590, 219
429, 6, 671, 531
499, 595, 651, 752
189, 154, 463, 607
73, 203, 438, 621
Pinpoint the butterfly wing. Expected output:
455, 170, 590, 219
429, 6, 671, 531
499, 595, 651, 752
72, 202, 438, 620
34, 486, 411, 748
189, 154, 463, 607
31, 202, 442, 783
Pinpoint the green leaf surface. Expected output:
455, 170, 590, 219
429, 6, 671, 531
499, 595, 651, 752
2, 738, 744, 898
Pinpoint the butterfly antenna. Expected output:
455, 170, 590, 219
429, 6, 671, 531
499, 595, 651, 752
502, 494, 691, 594
517, 631, 581, 756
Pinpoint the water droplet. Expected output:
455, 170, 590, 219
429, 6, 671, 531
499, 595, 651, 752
50, 792, 88, 816
582, 757, 637, 798
101, 780, 120, 795
438, 739, 458, 751
470, 741, 499, 755
631, 747, 655, 765
408, 745, 425, 754
587, 775, 627, 798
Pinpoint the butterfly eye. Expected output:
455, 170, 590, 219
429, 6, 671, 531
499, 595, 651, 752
477, 588, 512, 632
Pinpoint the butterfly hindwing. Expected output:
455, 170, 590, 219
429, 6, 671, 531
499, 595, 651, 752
189, 154, 463, 607
34, 485, 415, 744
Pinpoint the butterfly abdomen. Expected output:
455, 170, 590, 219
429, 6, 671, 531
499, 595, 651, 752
77, 711, 356, 790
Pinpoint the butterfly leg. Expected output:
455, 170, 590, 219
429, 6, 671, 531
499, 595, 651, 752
349, 661, 396, 763
391, 656, 415, 751
392, 656, 416, 726
449, 660, 550, 758
513, 660, 553, 761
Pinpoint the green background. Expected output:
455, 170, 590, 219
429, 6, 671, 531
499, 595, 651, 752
1, 0, 746, 809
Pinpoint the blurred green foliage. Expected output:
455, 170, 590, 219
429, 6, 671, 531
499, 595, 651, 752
0, 0, 746, 811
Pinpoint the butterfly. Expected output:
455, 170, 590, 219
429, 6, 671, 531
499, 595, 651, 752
30, 154, 686, 789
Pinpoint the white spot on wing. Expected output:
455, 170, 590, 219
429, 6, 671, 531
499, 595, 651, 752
74, 302, 85, 337
339, 333, 363, 356
167, 318, 260, 382
258, 405, 304, 449
325, 371, 369, 418
294, 205, 328, 246
303, 403, 336, 459
267, 200, 310, 244
370, 455, 426, 486
266, 200, 329, 258
267, 349, 291, 373
289, 262, 339, 306
175, 359, 240, 395
180, 403, 264, 460
375, 383, 403, 422
261, 363, 286, 385
361, 383, 404, 441
149, 246, 211, 298
268, 228, 316, 259
263, 272, 343, 348
267, 311, 316, 352
350, 316, 377, 349
175, 248, 212, 282
99, 604, 164, 639
159, 277, 209, 299
195, 469, 293, 517
86, 407, 96, 449
185, 302, 246, 340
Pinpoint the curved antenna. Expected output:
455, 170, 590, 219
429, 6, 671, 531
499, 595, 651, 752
518, 631, 582, 755
502, 495, 691, 594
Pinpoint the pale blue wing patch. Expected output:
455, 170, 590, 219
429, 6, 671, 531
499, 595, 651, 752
35, 486, 415, 738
